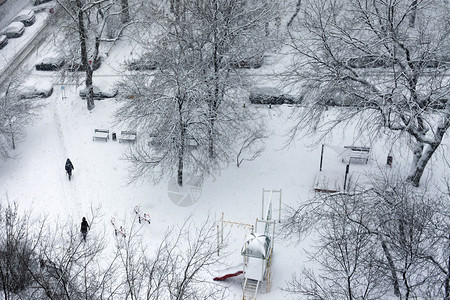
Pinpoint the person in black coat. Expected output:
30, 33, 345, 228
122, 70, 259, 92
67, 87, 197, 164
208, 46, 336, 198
65, 158, 74, 180
81, 217, 90, 241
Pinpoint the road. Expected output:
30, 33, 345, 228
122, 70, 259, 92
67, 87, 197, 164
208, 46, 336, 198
0, 1, 59, 89
0, 0, 33, 29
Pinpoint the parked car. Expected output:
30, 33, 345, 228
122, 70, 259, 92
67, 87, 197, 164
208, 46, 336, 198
34, 0, 52, 5
14, 10, 36, 27
230, 55, 263, 69
67, 56, 102, 71
0, 34, 7, 49
2, 22, 25, 38
35, 55, 65, 71
127, 55, 159, 71
249, 87, 297, 105
346, 55, 393, 68
79, 85, 118, 100
19, 79, 53, 98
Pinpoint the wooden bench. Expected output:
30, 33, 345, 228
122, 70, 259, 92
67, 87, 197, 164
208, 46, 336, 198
93, 129, 109, 142
119, 131, 137, 143
343, 146, 370, 164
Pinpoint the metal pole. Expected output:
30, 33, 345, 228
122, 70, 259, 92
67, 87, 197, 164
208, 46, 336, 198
319, 144, 324, 171
279, 189, 282, 223
262, 189, 265, 220
343, 164, 350, 191
220, 212, 224, 243
272, 221, 276, 252
217, 224, 220, 256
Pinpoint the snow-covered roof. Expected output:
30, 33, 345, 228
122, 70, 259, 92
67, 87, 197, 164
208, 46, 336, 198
241, 233, 271, 259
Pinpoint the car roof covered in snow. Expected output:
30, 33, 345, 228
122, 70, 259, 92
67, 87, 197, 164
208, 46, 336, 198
4, 21, 25, 32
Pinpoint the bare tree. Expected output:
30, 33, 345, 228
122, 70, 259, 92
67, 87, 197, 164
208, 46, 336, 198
0, 78, 44, 159
236, 124, 267, 167
186, 0, 278, 160
116, 215, 229, 299
280, 172, 450, 299
116, 0, 274, 186
0, 200, 231, 299
116, 36, 208, 186
0, 201, 37, 300
56, 0, 133, 110
26, 207, 122, 300
285, 0, 450, 186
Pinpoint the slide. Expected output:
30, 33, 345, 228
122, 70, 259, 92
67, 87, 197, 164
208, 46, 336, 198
213, 270, 243, 281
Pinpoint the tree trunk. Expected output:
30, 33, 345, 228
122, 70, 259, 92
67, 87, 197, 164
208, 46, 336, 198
445, 235, 450, 300
381, 240, 401, 297
76, 0, 94, 111
86, 70, 95, 111
209, 2, 220, 159
287, 0, 302, 28
407, 111, 450, 187
9, 121, 15, 150
177, 108, 185, 187
407, 143, 438, 187
120, 0, 129, 24
409, 0, 418, 27
177, 155, 183, 187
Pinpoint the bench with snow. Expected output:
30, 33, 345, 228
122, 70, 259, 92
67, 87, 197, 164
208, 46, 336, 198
93, 129, 109, 142
119, 131, 137, 143
343, 146, 370, 164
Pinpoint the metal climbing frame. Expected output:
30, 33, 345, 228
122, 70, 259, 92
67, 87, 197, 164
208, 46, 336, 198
240, 189, 281, 299
261, 189, 282, 223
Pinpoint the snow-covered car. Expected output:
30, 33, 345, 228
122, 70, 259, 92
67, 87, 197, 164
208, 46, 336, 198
230, 56, 263, 69
2, 22, 25, 38
127, 55, 159, 71
346, 55, 393, 68
249, 87, 297, 105
14, 10, 36, 27
34, 0, 52, 5
35, 55, 65, 71
67, 56, 102, 72
19, 80, 53, 98
0, 34, 7, 49
79, 85, 118, 100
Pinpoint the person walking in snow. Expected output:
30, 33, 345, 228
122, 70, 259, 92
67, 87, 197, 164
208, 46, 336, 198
81, 217, 90, 241
65, 158, 74, 180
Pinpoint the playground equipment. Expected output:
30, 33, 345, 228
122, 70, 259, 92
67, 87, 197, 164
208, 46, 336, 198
214, 189, 281, 300
219, 213, 254, 243
213, 270, 243, 281
213, 214, 252, 283
240, 189, 281, 300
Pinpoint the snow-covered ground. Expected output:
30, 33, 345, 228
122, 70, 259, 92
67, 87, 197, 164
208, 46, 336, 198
1, 32, 448, 299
